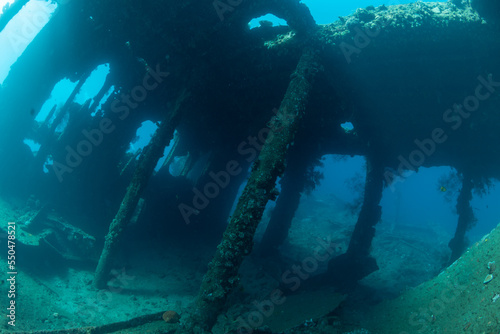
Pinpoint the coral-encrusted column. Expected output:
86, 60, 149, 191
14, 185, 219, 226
181, 47, 321, 332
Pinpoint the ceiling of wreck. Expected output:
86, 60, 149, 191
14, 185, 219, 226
0, 1, 497, 219
0, 0, 497, 224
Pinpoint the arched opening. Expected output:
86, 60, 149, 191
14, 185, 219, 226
248, 14, 287, 29
74, 63, 111, 106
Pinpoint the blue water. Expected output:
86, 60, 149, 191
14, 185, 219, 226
314, 155, 500, 244
302, 0, 434, 24
253, 0, 440, 25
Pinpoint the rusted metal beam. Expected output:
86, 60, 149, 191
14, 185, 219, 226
181, 47, 322, 332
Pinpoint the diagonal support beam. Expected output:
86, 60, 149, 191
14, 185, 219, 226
93, 90, 188, 289
181, 47, 322, 332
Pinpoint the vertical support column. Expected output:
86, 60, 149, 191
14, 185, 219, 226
448, 173, 475, 263
325, 155, 384, 283
258, 152, 310, 254
347, 157, 384, 258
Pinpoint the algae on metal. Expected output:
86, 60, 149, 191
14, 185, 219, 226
94, 91, 188, 289
181, 47, 322, 332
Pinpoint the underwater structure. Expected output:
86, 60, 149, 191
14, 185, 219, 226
1, 0, 500, 333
